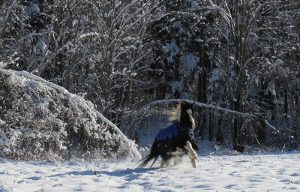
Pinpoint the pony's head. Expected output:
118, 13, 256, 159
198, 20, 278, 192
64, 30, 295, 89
169, 102, 195, 129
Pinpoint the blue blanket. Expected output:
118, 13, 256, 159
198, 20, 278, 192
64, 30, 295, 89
155, 123, 194, 141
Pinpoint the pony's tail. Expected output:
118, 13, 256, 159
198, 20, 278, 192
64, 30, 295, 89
139, 154, 155, 168
139, 142, 159, 168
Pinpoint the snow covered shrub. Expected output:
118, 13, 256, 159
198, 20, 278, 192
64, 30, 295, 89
0, 69, 140, 160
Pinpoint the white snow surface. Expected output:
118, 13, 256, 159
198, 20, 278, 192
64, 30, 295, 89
1, 150, 300, 192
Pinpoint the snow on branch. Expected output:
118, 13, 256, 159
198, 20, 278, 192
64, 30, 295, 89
78, 32, 100, 41
0, 68, 69, 94
0, 61, 7, 69
207, 0, 235, 30
142, 99, 255, 118
264, 120, 280, 134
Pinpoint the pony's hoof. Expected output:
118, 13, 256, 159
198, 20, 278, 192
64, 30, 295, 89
192, 159, 197, 168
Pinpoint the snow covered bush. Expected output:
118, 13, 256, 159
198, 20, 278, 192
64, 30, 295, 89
0, 69, 140, 161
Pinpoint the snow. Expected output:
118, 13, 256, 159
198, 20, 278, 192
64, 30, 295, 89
163, 41, 180, 64
25, 3, 40, 16
170, 81, 182, 94
0, 61, 6, 68
0, 69, 69, 95
183, 53, 198, 72
171, 21, 185, 35
78, 32, 100, 41
267, 81, 276, 96
1, 151, 300, 192
0, 119, 5, 126
274, 59, 284, 66
188, 0, 201, 10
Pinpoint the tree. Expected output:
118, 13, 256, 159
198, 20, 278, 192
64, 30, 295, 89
0, 0, 157, 126
209, 0, 300, 151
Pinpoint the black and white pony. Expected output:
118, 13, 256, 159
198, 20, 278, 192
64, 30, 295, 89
140, 102, 198, 168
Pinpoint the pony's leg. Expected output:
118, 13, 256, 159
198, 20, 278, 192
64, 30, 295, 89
160, 159, 172, 167
172, 147, 184, 166
160, 155, 171, 168
160, 159, 166, 168
173, 155, 182, 166
165, 158, 171, 167
185, 141, 197, 168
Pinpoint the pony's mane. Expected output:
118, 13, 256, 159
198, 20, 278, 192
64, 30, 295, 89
168, 104, 181, 122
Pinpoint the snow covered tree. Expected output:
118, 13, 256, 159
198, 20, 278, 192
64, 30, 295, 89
145, 0, 226, 141
0, 0, 51, 70
209, 0, 300, 151
1, 0, 156, 126
0, 68, 140, 160
147, 0, 204, 99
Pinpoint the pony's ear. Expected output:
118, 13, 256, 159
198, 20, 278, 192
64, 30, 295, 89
168, 103, 181, 122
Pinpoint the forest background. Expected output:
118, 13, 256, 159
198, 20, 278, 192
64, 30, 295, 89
0, 0, 299, 160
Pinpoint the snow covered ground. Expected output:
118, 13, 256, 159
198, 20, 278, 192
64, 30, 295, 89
1, 151, 300, 192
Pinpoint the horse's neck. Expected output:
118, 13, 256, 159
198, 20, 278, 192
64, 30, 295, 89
179, 120, 192, 129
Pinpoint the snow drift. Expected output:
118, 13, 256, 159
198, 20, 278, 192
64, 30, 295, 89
0, 68, 141, 161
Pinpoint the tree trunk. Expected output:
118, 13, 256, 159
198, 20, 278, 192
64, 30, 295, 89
216, 113, 224, 143
284, 89, 288, 119
209, 111, 214, 141
233, 96, 245, 152
232, 0, 246, 152
197, 69, 207, 138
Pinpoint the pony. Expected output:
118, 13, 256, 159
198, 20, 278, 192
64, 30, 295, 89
140, 102, 198, 168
